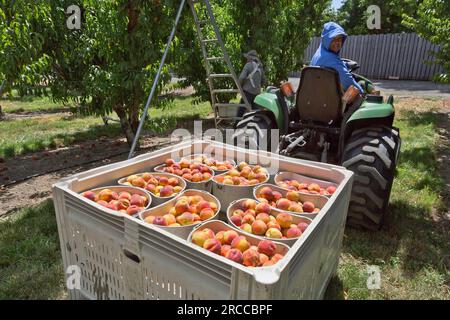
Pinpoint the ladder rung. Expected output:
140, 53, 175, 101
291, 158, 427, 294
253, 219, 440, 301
206, 56, 225, 62
215, 103, 247, 108
212, 89, 240, 94
209, 74, 233, 79
202, 39, 218, 43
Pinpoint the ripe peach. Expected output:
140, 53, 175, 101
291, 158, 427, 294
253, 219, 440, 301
196, 200, 211, 212
215, 175, 225, 184
302, 201, 315, 213
98, 189, 114, 202
173, 186, 183, 193
232, 209, 245, 217
326, 186, 336, 194
188, 205, 197, 214
259, 253, 270, 266
175, 199, 190, 214
203, 238, 222, 254
97, 200, 109, 207
252, 220, 268, 235
83, 191, 96, 201
127, 205, 142, 215
182, 173, 192, 181
158, 176, 168, 186
258, 186, 274, 201
276, 213, 293, 229
231, 236, 250, 253
240, 223, 253, 234
265, 228, 283, 239
176, 212, 194, 226
237, 162, 248, 171
271, 254, 284, 263
118, 191, 132, 201
215, 231, 226, 244
244, 209, 256, 218
258, 198, 269, 204
263, 260, 275, 267
255, 173, 267, 182
130, 194, 145, 207
276, 198, 292, 211
286, 226, 302, 238
153, 216, 168, 226
272, 191, 283, 201
192, 228, 215, 247
142, 172, 152, 182
286, 190, 301, 202
297, 222, 309, 232
289, 203, 303, 213
267, 221, 281, 231
229, 169, 240, 177
258, 240, 277, 256
242, 249, 260, 267
202, 172, 212, 181
106, 201, 119, 211
145, 184, 156, 193
225, 249, 243, 264
242, 214, 255, 225
255, 212, 271, 224
169, 223, 181, 227
160, 185, 174, 197
192, 213, 201, 222
223, 230, 239, 245
163, 214, 176, 225
126, 175, 139, 183
308, 183, 321, 193
242, 199, 257, 211
313, 208, 320, 213
255, 202, 271, 214
230, 214, 242, 227
199, 208, 215, 221
221, 245, 231, 257
223, 178, 234, 185
144, 216, 155, 224
240, 167, 252, 179
117, 198, 130, 210
165, 158, 175, 166
131, 177, 146, 188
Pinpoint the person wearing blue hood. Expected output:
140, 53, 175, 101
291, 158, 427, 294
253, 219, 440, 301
310, 22, 364, 94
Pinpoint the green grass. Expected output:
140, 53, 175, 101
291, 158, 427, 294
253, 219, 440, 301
0, 97, 212, 159
0, 200, 65, 299
0, 94, 67, 113
0, 97, 448, 299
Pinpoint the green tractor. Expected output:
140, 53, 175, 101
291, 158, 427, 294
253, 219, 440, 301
233, 60, 401, 230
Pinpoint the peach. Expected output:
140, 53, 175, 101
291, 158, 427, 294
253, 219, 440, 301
182, 173, 192, 181
118, 191, 132, 201
160, 185, 174, 197
244, 209, 256, 218
255, 202, 271, 214
192, 228, 215, 247
142, 172, 152, 182
297, 222, 309, 232
255, 212, 271, 224
127, 205, 141, 215
267, 221, 281, 231
258, 186, 274, 201
258, 198, 269, 204
144, 216, 155, 224
97, 189, 114, 202
276, 198, 292, 211
163, 214, 176, 225
252, 220, 268, 235
188, 205, 197, 214
258, 240, 277, 256
230, 214, 242, 227
326, 186, 336, 194
175, 199, 190, 214
180, 159, 190, 168
271, 254, 284, 263
199, 208, 215, 221
106, 201, 119, 211
242, 199, 257, 211
202, 172, 212, 181
229, 169, 240, 177
272, 191, 283, 201
165, 158, 175, 166
240, 223, 253, 234
220, 244, 231, 257
302, 201, 315, 213
158, 176, 169, 186
196, 200, 211, 213
231, 236, 250, 253
176, 212, 194, 226
169, 223, 181, 227
131, 177, 146, 188
117, 198, 130, 210
263, 260, 275, 267
242, 249, 260, 267
145, 183, 157, 193
242, 214, 255, 225
215, 175, 225, 184
192, 213, 201, 222
240, 167, 252, 178
286, 226, 302, 238
223, 230, 239, 245
259, 253, 270, 266
215, 231, 226, 244
97, 200, 109, 207
289, 203, 303, 213
223, 178, 234, 185
225, 249, 243, 264
255, 173, 267, 182
126, 175, 139, 183
276, 213, 293, 229
83, 191, 96, 201
308, 183, 321, 193
313, 208, 320, 213
153, 216, 168, 226
286, 190, 301, 202
173, 186, 183, 193
166, 177, 178, 187
237, 162, 248, 171
203, 238, 222, 254
232, 209, 245, 217
169, 207, 178, 216
231, 176, 241, 185
265, 228, 283, 239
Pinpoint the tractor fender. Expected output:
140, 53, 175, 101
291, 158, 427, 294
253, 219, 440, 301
237, 109, 278, 131
253, 92, 287, 132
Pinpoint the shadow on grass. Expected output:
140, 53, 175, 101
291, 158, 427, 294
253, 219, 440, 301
400, 110, 437, 127
0, 200, 65, 299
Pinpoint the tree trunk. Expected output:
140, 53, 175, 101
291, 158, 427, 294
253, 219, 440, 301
114, 105, 138, 148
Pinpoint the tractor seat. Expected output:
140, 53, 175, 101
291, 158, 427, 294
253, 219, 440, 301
295, 67, 343, 126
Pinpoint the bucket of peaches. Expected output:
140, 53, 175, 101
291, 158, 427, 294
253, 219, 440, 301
188, 220, 290, 268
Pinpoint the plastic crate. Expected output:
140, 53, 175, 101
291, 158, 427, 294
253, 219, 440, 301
52, 139, 353, 300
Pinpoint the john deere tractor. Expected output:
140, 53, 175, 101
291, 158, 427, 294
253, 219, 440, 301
233, 60, 401, 230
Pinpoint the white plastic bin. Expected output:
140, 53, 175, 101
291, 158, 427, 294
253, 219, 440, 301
52, 139, 353, 300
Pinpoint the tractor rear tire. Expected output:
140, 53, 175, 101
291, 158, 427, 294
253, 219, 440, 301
341, 125, 400, 230
233, 112, 275, 151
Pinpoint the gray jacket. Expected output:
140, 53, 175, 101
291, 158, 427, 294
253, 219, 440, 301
239, 60, 266, 95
